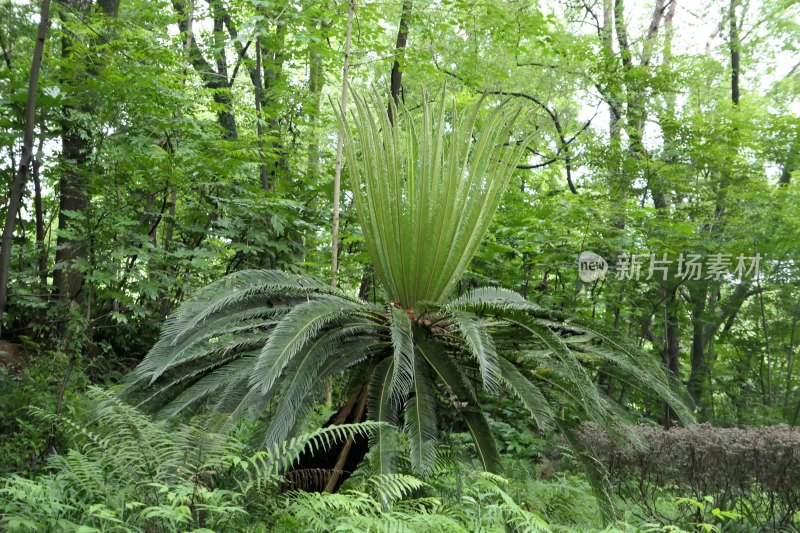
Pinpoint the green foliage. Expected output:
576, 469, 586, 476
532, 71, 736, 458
0, 347, 90, 476
124, 92, 693, 523
125, 263, 691, 512
2, 0, 800, 530
282, 471, 549, 533
0, 387, 383, 532
336, 89, 530, 307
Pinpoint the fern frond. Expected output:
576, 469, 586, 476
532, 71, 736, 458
366, 474, 428, 505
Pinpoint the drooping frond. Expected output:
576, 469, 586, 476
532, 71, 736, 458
563, 316, 694, 424
496, 357, 555, 432
404, 357, 438, 476
389, 306, 415, 402
464, 298, 693, 447
449, 310, 501, 393
134, 270, 343, 380
263, 328, 381, 446
124, 270, 386, 437
368, 358, 401, 475
154, 351, 259, 420
413, 329, 502, 473
336, 88, 532, 307
250, 297, 380, 396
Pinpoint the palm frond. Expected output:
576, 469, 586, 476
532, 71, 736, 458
368, 358, 401, 475
450, 310, 501, 392
249, 297, 378, 396
264, 327, 380, 446
336, 89, 531, 307
413, 330, 502, 473
389, 306, 416, 402
447, 286, 543, 311
404, 357, 438, 476
496, 356, 556, 431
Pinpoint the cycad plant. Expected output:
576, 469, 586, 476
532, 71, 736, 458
125, 89, 690, 491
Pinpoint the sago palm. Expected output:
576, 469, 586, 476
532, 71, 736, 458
125, 89, 690, 493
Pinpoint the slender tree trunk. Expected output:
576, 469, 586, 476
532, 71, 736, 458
387, 0, 412, 122
262, 20, 288, 187
54, 123, 90, 307
172, 0, 237, 138
687, 289, 709, 407
254, 37, 269, 190
729, 0, 740, 106
601, 0, 620, 138
330, 0, 354, 288
756, 275, 773, 405
54, 0, 123, 315
0, 0, 51, 338
306, 16, 330, 184
779, 165, 792, 185
783, 302, 798, 417
32, 133, 47, 288
662, 287, 681, 426
207, 0, 236, 139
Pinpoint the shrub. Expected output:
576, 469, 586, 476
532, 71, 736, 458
580, 423, 800, 528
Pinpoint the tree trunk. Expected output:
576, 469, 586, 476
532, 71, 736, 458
0, 0, 51, 338
783, 304, 798, 418
387, 0, 412, 122
330, 0, 354, 288
254, 36, 269, 190
261, 20, 288, 187
32, 133, 47, 288
662, 286, 681, 426
53, 0, 122, 337
172, 0, 237, 138
729, 0, 740, 106
687, 288, 709, 407
207, 0, 236, 139
306, 16, 330, 184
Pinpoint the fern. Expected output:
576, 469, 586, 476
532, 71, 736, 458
283, 471, 550, 533
0, 388, 383, 532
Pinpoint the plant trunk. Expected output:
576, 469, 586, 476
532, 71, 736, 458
688, 316, 708, 408
330, 0, 354, 288
387, 0, 412, 122
0, 0, 51, 338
